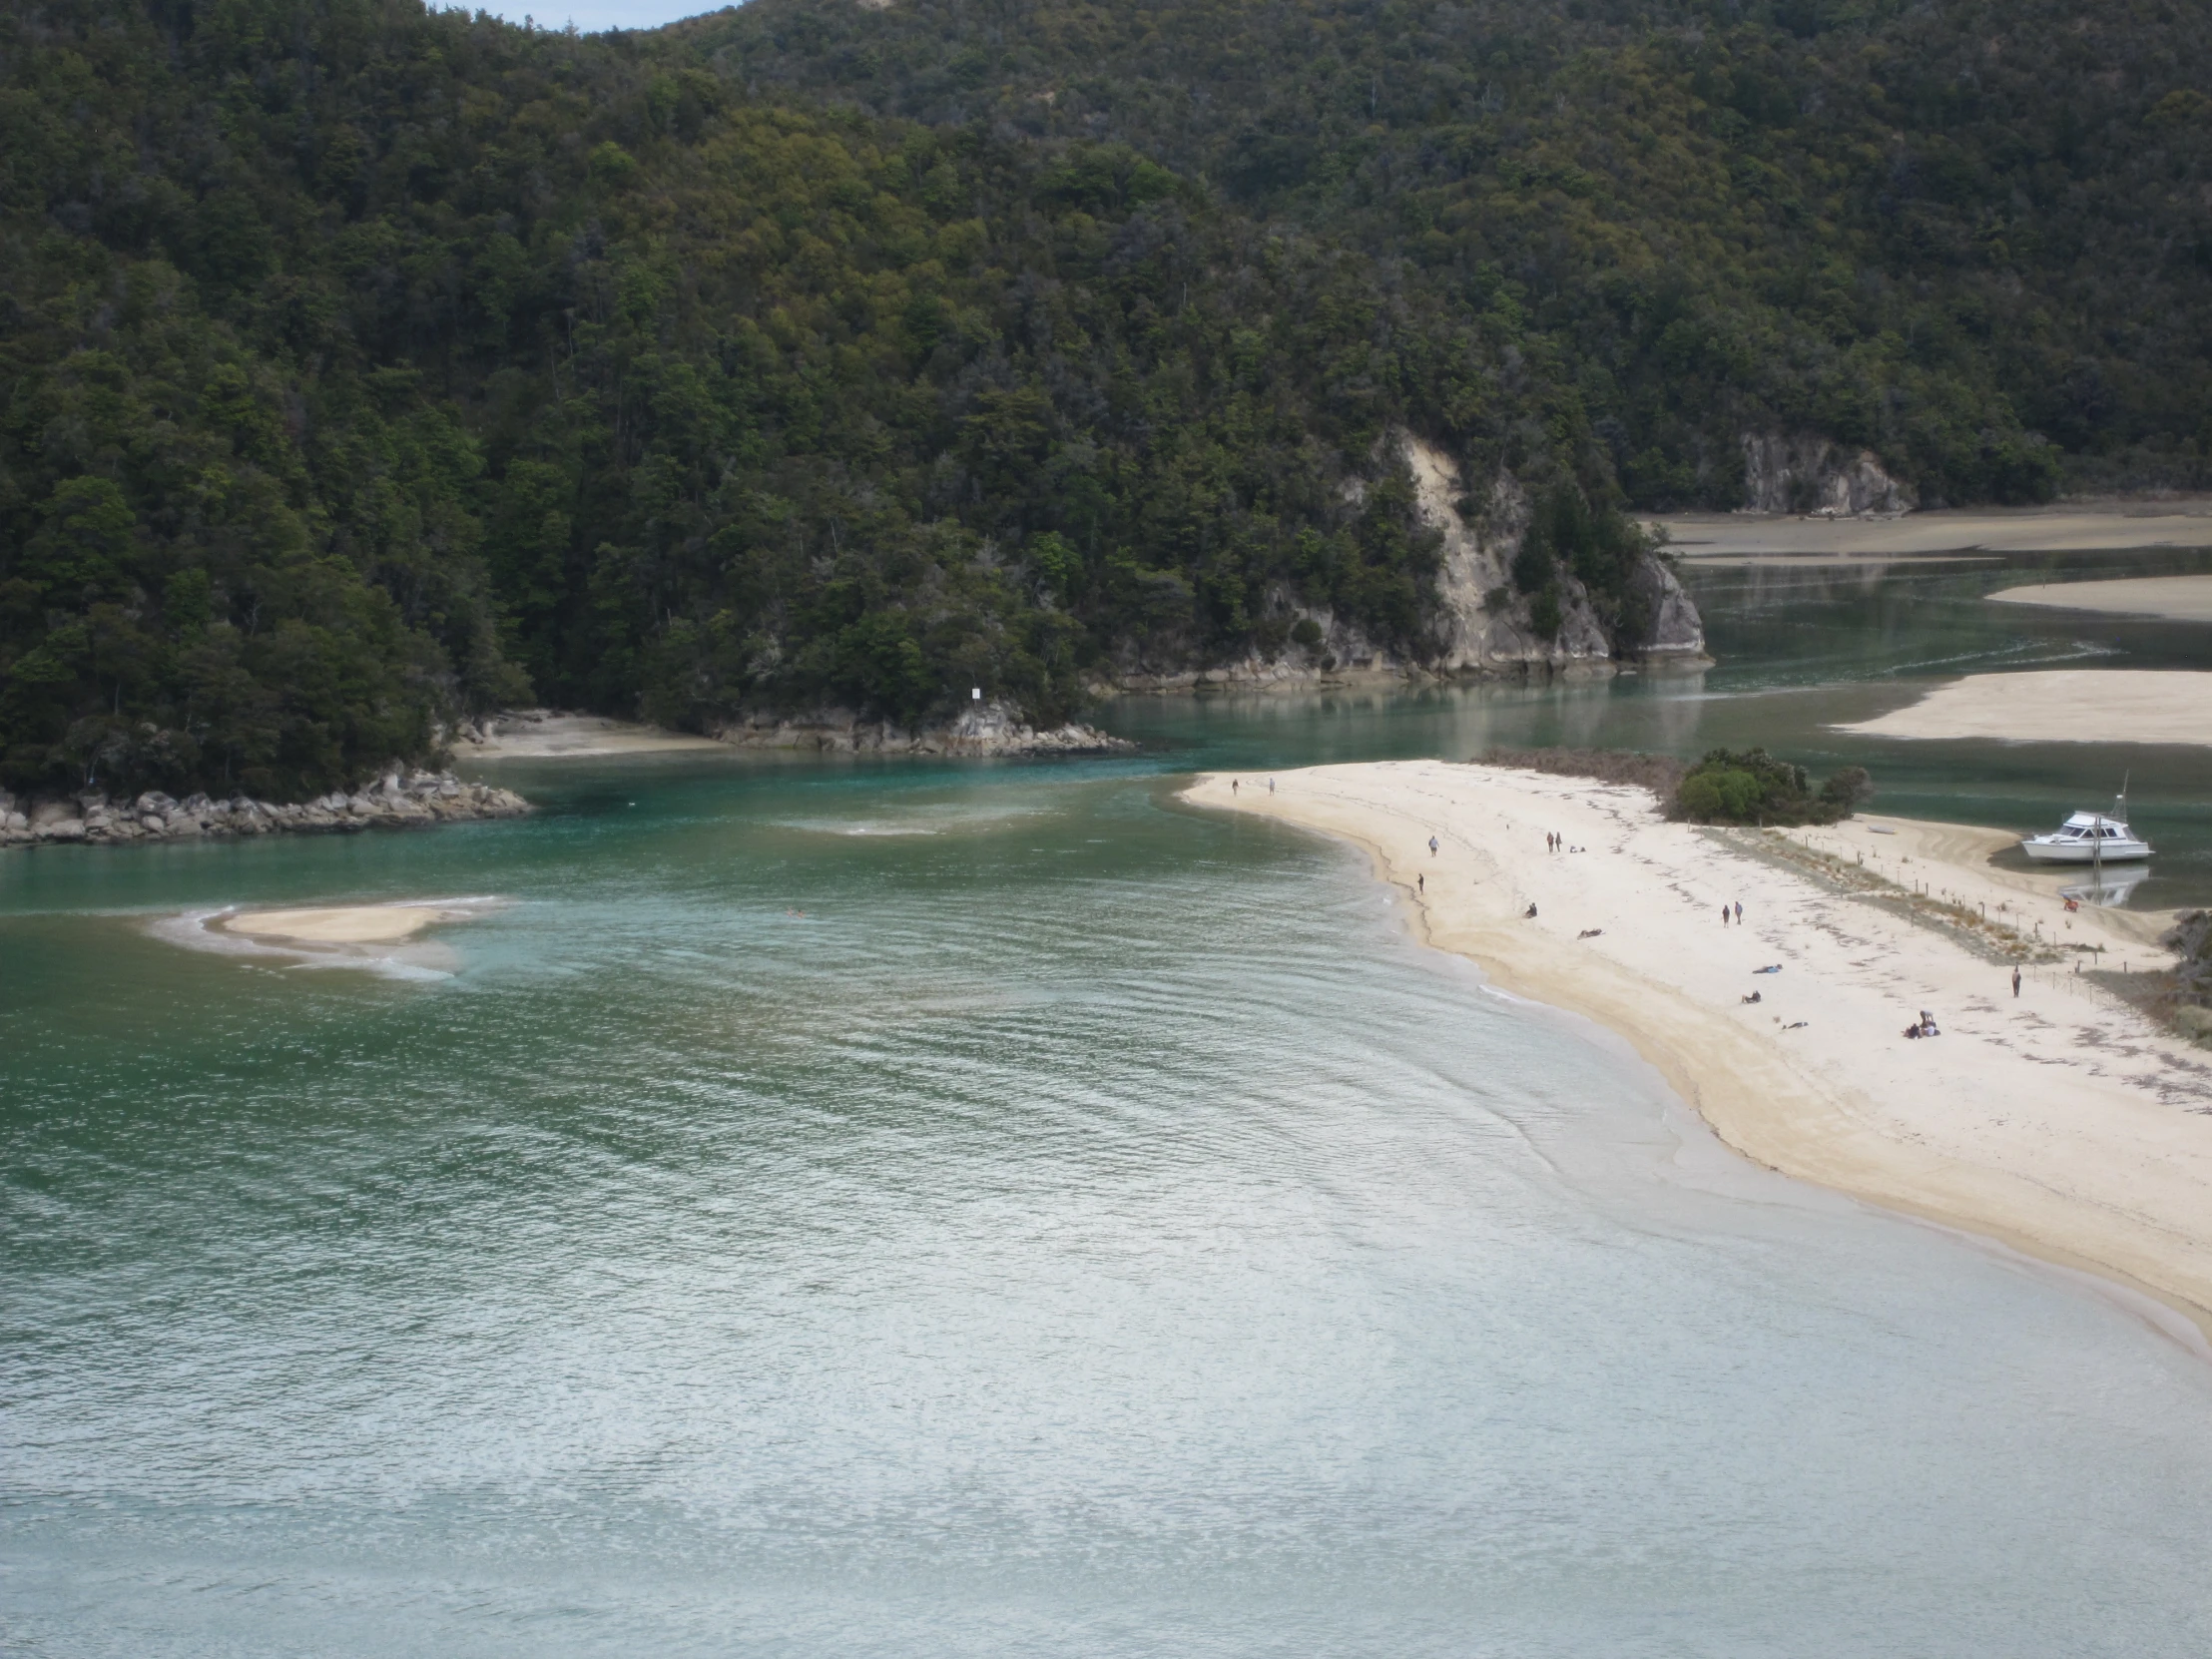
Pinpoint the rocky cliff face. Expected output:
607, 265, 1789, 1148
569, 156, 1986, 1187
1408, 436, 1707, 671
1095, 435, 1706, 693
1627, 555, 1709, 661
715, 701, 1133, 756
0, 770, 530, 850
1741, 433, 1916, 516
1408, 438, 1614, 674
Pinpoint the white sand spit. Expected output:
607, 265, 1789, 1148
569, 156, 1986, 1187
1188, 762, 2212, 1339
1835, 669, 2212, 748
1987, 573, 2212, 623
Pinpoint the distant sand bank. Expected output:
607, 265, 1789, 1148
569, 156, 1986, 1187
1188, 762, 2212, 1340
1835, 669, 2212, 748
456, 712, 728, 758
1655, 501, 2212, 561
1987, 573, 2212, 623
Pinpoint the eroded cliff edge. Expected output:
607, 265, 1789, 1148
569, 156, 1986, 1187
1100, 433, 1706, 693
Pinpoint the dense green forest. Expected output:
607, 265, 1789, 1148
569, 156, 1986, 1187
2, 0, 2204, 801
698, 0, 2212, 506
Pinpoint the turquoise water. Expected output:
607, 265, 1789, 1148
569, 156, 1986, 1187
1102, 548, 2212, 905
7, 560, 2212, 1655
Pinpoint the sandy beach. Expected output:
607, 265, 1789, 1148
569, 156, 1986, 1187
1653, 501, 2212, 561
1835, 669, 2212, 748
1188, 763, 2212, 1338
1987, 573, 2212, 623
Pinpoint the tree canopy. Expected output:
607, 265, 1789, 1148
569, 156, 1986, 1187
5, 0, 2199, 800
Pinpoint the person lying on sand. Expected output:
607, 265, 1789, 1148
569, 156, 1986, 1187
1742, 990, 1762, 1004
1577, 927, 1603, 939
1753, 963, 1783, 974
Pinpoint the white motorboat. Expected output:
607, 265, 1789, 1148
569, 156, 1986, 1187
2020, 783, 2152, 865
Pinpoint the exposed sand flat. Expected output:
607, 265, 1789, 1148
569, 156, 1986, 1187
181, 897, 506, 975
1835, 669, 2212, 748
215, 901, 488, 946
1987, 573, 2212, 623
1653, 502, 2212, 561
1187, 763, 2212, 1339
459, 713, 728, 758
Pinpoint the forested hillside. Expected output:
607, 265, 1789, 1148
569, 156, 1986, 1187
698, 0, 2212, 507
3, 0, 2203, 804
3, 0, 1647, 800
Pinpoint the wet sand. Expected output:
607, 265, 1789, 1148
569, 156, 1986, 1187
214, 902, 489, 946
191, 898, 505, 972
1655, 502, 2212, 561
1834, 669, 2212, 748
1188, 762, 2212, 1341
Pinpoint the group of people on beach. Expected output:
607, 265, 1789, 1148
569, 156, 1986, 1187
1719, 900, 1743, 925
1904, 1009, 1942, 1039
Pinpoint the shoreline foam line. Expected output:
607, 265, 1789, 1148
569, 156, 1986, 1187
1183, 762, 2212, 1344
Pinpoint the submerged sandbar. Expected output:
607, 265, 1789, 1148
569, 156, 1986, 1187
213, 901, 492, 946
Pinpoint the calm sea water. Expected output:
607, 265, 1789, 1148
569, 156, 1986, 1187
6, 555, 2212, 1656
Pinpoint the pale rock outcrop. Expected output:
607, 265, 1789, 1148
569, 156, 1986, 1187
1406, 435, 1706, 671
1407, 438, 1610, 673
0, 769, 530, 852
1091, 433, 1707, 693
1742, 433, 1916, 516
1628, 554, 1710, 660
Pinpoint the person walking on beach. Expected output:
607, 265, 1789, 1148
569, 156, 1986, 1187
1417, 873, 1425, 894
1429, 834, 1439, 856
1231, 779, 1239, 796
2012, 965, 2022, 998
1733, 900, 1743, 923
1720, 903, 1730, 926
1269, 778, 1276, 795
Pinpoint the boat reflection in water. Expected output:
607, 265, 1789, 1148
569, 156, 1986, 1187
2057, 867, 2150, 908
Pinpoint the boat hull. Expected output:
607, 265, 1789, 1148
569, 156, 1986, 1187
2020, 838, 2151, 864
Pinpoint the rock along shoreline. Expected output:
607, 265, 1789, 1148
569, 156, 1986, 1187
0, 769, 530, 851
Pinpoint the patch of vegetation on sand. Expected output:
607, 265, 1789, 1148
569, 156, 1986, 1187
1478, 745, 1873, 829
1676, 749, 1873, 828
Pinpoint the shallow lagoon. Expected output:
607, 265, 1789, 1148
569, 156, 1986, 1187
6, 555, 2212, 1656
